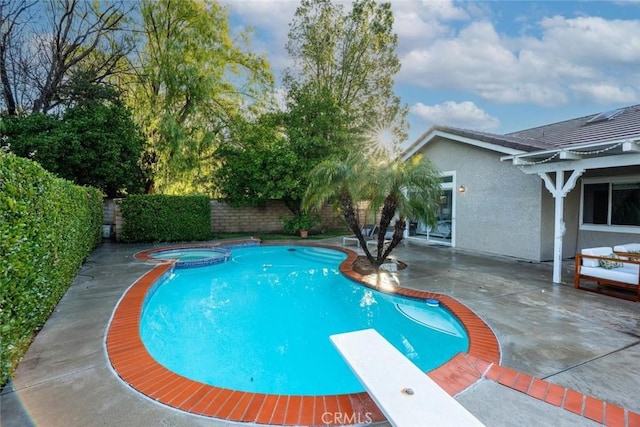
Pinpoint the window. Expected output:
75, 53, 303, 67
582, 183, 609, 224
612, 182, 640, 225
581, 178, 640, 231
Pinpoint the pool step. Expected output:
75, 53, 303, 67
291, 247, 346, 263
330, 329, 485, 427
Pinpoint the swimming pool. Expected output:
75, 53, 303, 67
109, 241, 500, 424
140, 245, 468, 395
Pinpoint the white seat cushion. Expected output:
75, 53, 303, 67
580, 264, 639, 285
613, 243, 640, 252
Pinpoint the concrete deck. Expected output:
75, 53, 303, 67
1, 238, 639, 426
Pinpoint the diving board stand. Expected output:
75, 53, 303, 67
330, 329, 485, 427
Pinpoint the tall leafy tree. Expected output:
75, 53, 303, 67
129, 0, 274, 195
217, 0, 406, 214
215, 86, 355, 214
0, 0, 134, 115
0, 0, 36, 115
2, 90, 146, 197
304, 154, 441, 267
285, 0, 407, 158
214, 114, 297, 209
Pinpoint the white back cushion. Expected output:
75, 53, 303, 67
581, 247, 614, 267
613, 243, 640, 253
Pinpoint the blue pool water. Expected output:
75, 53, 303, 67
140, 245, 469, 395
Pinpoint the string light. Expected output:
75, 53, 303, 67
515, 139, 639, 166
515, 151, 560, 166
563, 140, 625, 155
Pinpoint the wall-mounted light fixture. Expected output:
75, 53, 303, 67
458, 185, 466, 193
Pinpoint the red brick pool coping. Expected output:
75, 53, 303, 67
107, 241, 639, 426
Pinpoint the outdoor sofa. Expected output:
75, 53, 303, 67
342, 224, 378, 247
342, 224, 395, 249
574, 243, 640, 302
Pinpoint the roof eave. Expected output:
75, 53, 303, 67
402, 127, 526, 161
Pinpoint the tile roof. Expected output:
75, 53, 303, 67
409, 104, 640, 155
428, 125, 556, 152
506, 104, 640, 150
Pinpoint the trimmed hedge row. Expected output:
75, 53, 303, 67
119, 194, 211, 242
0, 153, 103, 385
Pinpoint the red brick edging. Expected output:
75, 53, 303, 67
107, 241, 499, 425
485, 365, 640, 427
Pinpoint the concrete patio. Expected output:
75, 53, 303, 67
1, 238, 639, 426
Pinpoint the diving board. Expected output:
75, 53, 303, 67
330, 329, 485, 427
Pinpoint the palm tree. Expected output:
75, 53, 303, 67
304, 152, 441, 267
303, 153, 373, 249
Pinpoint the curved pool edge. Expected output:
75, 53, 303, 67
107, 241, 500, 426
134, 237, 262, 262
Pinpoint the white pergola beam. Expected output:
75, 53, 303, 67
623, 141, 640, 152
559, 151, 583, 160
516, 152, 640, 174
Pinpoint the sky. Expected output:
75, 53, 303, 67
222, 0, 640, 144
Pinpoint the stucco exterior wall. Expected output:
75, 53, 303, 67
416, 137, 545, 261
563, 185, 582, 258
578, 230, 640, 248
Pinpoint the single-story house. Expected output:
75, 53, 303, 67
402, 104, 640, 283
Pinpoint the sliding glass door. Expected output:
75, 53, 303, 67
409, 174, 455, 245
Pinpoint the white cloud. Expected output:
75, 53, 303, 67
400, 21, 517, 85
409, 101, 500, 131
225, 1, 640, 113
391, 0, 471, 56
475, 82, 568, 106
391, 0, 469, 28
533, 16, 640, 64
393, 10, 450, 42
415, 0, 469, 21
399, 12, 640, 106
399, 21, 573, 105
569, 83, 638, 104
223, 1, 298, 33
222, 1, 298, 74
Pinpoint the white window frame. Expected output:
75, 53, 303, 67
441, 171, 457, 247
408, 170, 457, 246
579, 175, 640, 234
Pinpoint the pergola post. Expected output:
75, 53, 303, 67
539, 169, 584, 283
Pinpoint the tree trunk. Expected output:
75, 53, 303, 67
0, 41, 16, 115
373, 194, 397, 265
379, 218, 406, 262
283, 197, 302, 216
144, 178, 155, 194
339, 191, 376, 264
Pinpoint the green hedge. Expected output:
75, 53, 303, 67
0, 153, 103, 384
119, 195, 211, 242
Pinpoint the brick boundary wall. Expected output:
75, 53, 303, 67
210, 200, 350, 233
103, 198, 375, 240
